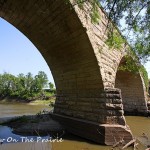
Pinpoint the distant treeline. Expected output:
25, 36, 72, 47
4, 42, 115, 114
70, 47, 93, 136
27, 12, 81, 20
0, 71, 55, 100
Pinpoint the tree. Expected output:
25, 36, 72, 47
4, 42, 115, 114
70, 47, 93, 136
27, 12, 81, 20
37, 71, 48, 88
17, 73, 28, 97
49, 82, 54, 90
0, 71, 50, 100
71, 0, 149, 62
33, 71, 48, 93
25, 72, 34, 94
0, 72, 17, 97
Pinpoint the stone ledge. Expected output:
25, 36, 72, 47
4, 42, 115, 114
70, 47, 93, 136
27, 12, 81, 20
51, 113, 133, 146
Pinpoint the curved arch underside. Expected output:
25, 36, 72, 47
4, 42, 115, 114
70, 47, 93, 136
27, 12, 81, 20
0, 0, 104, 117
115, 57, 148, 115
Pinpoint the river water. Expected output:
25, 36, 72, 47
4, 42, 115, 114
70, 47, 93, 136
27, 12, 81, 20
0, 102, 50, 117
0, 103, 149, 150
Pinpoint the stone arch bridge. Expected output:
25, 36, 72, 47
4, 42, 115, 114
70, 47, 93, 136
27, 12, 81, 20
0, 0, 148, 145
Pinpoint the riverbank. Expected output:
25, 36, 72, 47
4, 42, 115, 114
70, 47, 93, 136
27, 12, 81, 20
0, 101, 149, 150
0, 116, 148, 150
0, 96, 56, 106
0, 114, 65, 136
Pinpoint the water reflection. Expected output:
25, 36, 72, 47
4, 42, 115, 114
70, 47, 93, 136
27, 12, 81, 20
0, 125, 49, 144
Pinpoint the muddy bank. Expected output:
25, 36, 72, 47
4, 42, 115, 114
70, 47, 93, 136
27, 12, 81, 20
0, 96, 55, 106
0, 114, 65, 136
0, 96, 31, 103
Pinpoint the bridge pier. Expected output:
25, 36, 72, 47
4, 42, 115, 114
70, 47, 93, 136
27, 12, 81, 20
53, 88, 133, 145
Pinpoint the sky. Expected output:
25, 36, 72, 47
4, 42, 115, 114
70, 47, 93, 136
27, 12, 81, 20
0, 17, 150, 83
0, 18, 55, 84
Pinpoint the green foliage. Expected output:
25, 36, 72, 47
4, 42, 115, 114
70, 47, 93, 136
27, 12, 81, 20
140, 66, 149, 91
0, 71, 55, 100
67, 0, 101, 23
76, 0, 84, 8
90, 1, 101, 23
34, 71, 49, 93
105, 31, 125, 49
118, 56, 140, 73
118, 56, 149, 91
0, 73, 17, 97
49, 82, 54, 90
90, 7, 101, 23
72, 0, 149, 61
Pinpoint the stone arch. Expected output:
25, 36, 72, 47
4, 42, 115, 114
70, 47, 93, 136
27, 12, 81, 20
0, 0, 105, 118
115, 56, 148, 115
0, 0, 133, 145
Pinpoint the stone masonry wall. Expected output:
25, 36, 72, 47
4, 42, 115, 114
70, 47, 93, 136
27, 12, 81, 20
71, 0, 126, 88
55, 87, 126, 125
0, 0, 123, 124
0, 0, 147, 127
72, 0, 147, 115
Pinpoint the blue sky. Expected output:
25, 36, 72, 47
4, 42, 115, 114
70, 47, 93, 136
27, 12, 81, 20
0, 18, 55, 84
0, 17, 150, 83
145, 62, 150, 78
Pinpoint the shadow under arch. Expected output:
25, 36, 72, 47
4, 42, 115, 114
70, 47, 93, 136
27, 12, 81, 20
115, 56, 148, 115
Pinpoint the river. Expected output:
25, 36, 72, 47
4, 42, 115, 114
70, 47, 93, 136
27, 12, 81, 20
0, 103, 149, 150
0, 102, 51, 117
